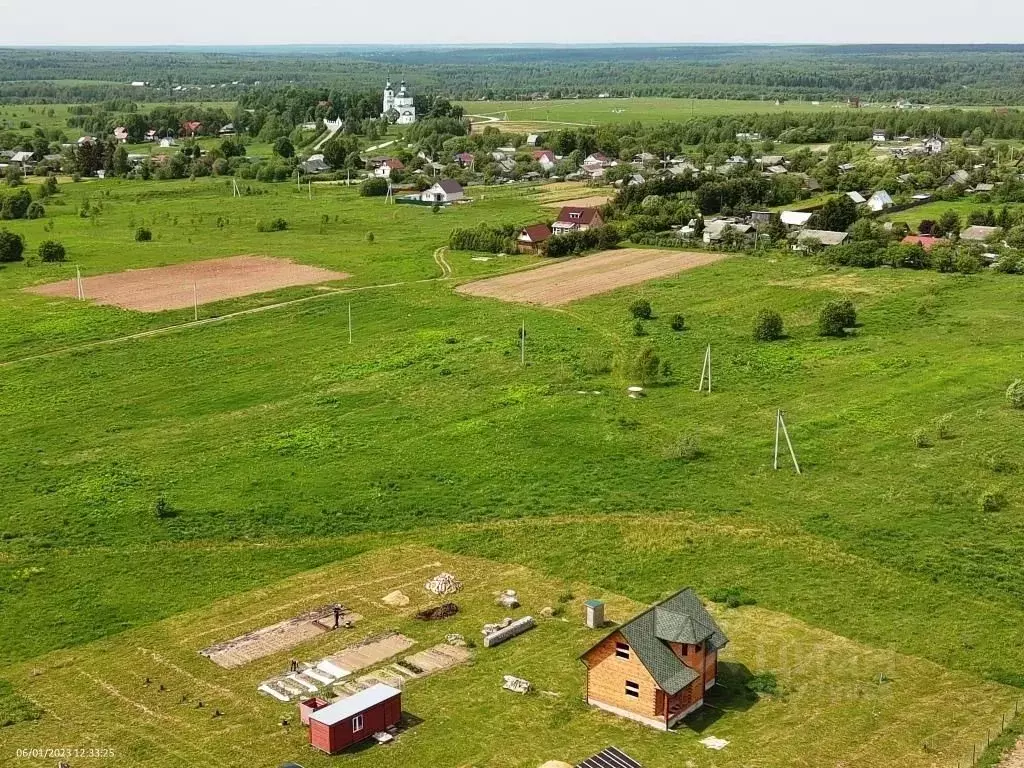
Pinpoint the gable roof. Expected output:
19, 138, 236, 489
902, 234, 948, 249
798, 229, 849, 246
780, 211, 813, 227
846, 191, 867, 204
435, 179, 464, 194
519, 223, 552, 242
584, 588, 728, 696
555, 206, 601, 225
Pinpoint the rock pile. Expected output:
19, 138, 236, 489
424, 572, 462, 596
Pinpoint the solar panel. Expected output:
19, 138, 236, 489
575, 746, 643, 768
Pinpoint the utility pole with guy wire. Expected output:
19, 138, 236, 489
773, 409, 801, 474
696, 344, 712, 393
520, 319, 526, 365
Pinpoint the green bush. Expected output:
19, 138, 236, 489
936, 413, 954, 440
26, 201, 45, 220
670, 313, 686, 331
154, 496, 176, 519
753, 308, 783, 342
135, 227, 152, 242
629, 298, 653, 319
365, 231, 375, 244
256, 218, 287, 233
667, 433, 702, 461
37, 240, 66, 263
448, 223, 517, 253
818, 300, 856, 337
709, 586, 756, 608
0, 229, 25, 262
632, 320, 646, 337
746, 671, 780, 696
980, 490, 1005, 513
581, 349, 612, 376
360, 177, 389, 197
631, 346, 660, 384
913, 428, 932, 448
1007, 379, 1024, 409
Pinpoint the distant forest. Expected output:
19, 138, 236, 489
6, 45, 1024, 104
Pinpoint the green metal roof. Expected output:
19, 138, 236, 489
584, 599, 604, 608
584, 588, 729, 696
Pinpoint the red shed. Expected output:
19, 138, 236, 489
308, 683, 401, 754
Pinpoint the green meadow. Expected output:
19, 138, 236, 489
2, 176, 1024, 765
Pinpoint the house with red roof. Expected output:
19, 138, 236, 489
373, 158, 405, 178
182, 120, 202, 137
532, 150, 556, 170
552, 206, 605, 235
454, 152, 475, 168
517, 223, 552, 253
901, 235, 948, 250
113, 127, 129, 143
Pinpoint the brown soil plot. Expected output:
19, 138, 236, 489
456, 248, 727, 306
26, 255, 349, 312
200, 604, 361, 669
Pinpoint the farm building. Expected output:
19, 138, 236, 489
552, 206, 605, 235
533, 150, 557, 170
420, 180, 465, 204
780, 210, 813, 228
308, 684, 401, 754
794, 229, 849, 250
517, 223, 552, 253
374, 158, 405, 178
580, 588, 728, 730
867, 191, 893, 212
702, 218, 752, 244
845, 191, 867, 205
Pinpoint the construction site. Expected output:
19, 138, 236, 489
2, 543, 1016, 768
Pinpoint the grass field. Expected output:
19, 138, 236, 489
885, 200, 1024, 229
459, 97, 850, 129
1, 544, 1015, 768
3, 175, 1024, 766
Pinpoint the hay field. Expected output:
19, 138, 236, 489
456, 249, 727, 305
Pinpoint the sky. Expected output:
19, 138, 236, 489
2, 0, 1024, 45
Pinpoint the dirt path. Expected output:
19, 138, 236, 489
1000, 739, 1024, 767
433, 247, 452, 278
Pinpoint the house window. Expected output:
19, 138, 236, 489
570, 212, 581, 219
614, 642, 630, 660
625, 680, 640, 698
352, 714, 364, 733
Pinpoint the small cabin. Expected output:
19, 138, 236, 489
580, 588, 728, 731
308, 683, 401, 754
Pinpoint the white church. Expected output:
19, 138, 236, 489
382, 81, 416, 125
